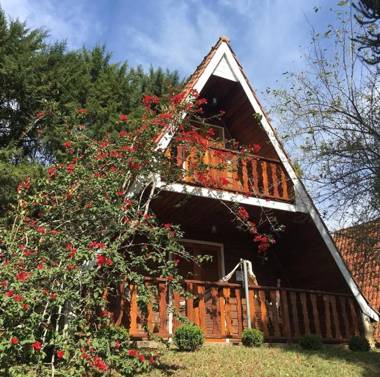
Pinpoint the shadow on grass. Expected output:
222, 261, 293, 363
279, 344, 380, 377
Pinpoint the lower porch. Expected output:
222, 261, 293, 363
112, 279, 363, 343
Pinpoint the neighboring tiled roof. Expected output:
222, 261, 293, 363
334, 219, 380, 342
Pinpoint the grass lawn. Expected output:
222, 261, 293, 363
143, 344, 380, 377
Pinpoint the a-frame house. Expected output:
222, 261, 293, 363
119, 37, 379, 343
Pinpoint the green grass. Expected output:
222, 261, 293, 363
143, 344, 380, 377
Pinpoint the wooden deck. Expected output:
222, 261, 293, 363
171, 145, 294, 203
112, 279, 362, 343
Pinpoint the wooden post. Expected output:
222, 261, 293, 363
310, 294, 321, 336
129, 284, 138, 336
258, 290, 269, 337
270, 290, 281, 337
220, 287, 226, 337
323, 295, 333, 339
339, 296, 350, 339
280, 290, 292, 340
330, 296, 342, 340
261, 161, 270, 197
235, 288, 243, 336
289, 292, 300, 338
223, 287, 232, 337
248, 288, 256, 328
197, 284, 206, 334
348, 298, 360, 336
300, 293, 311, 335
270, 163, 279, 198
159, 282, 168, 337
186, 282, 194, 323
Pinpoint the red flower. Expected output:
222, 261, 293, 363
237, 206, 250, 221
220, 177, 230, 185
10, 337, 19, 345
163, 223, 172, 230
35, 111, 45, 119
13, 294, 23, 302
149, 356, 155, 365
16, 271, 30, 282
88, 241, 106, 249
37, 263, 44, 270
78, 108, 88, 114
57, 350, 64, 359
115, 191, 125, 197
66, 163, 76, 174
16, 177, 31, 193
5, 290, 14, 297
93, 356, 108, 372
119, 114, 128, 122
252, 144, 261, 154
128, 349, 138, 357
47, 166, 57, 178
32, 341, 43, 352
63, 141, 72, 149
170, 92, 186, 105
114, 340, 121, 349
67, 264, 76, 271
139, 354, 145, 362
119, 129, 128, 137
23, 303, 30, 311
99, 310, 112, 318
50, 292, 57, 301
36, 226, 46, 234
96, 254, 112, 267
143, 95, 159, 108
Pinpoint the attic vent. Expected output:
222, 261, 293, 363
213, 55, 238, 82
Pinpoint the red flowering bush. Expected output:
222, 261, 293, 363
0, 90, 278, 375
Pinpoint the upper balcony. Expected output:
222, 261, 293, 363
170, 142, 295, 203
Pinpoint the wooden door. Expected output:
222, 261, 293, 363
179, 241, 222, 281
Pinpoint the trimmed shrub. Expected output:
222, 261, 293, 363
173, 324, 204, 351
348, 336, 370, 352
241, 328, 264, 347
298, 335, 323, 350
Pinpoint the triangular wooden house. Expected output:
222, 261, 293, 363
122, 37, 379, 343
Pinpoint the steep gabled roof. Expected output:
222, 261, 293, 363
157, 37, 379, 320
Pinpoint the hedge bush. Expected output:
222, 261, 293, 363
241, 328, 264, 347
348, 336, 370, 352
298, 335, 323, 350
173, 324, 204, 352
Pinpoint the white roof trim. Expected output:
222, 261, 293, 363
156, 40, 379, 321
157, 180, 306, 213
213, 54, 238, 82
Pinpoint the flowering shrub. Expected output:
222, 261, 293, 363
0, 90, 279, 375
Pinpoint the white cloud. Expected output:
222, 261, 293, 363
1, 0, 103, 48
123, 0, 230, 77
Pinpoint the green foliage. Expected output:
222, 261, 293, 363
0, 8, 182, 213
173, 324, 204, 352
298, 335, 323, 350
349, 336, 371, 352
0, 93, 211, 375
241, 328, 264, 347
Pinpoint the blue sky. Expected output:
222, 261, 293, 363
1, 0, 338, 96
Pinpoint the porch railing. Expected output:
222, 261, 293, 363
172, 145, 294, 203
112, 279, 362, 343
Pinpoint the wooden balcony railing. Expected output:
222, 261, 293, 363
112, 279, 362, 343
172, 145, 294, 203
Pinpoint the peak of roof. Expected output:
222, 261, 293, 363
219, 35, 230, 43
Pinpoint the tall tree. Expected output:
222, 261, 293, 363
0, 9, 182, 212
353, 0, 380, 64
271, 7, 380, 228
